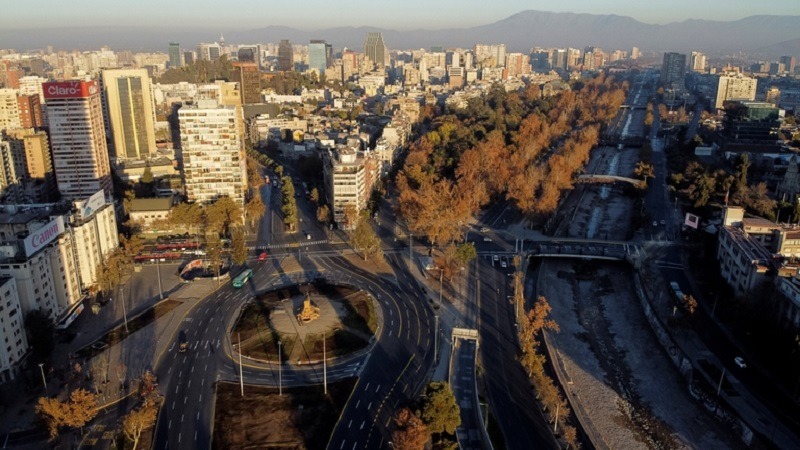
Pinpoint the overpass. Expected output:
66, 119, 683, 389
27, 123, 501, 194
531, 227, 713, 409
450, 328, 493, 450
527, 239, 642, 262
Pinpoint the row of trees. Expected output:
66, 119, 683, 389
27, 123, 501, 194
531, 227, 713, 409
517, 294, 579, 448
392, 381, 461, 450
397, 75, 626, 247
158, 55, 235, 84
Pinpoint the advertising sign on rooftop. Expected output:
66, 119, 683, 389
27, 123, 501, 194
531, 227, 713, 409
43, 80, 99, 100
77, 190, 105, 220
23, 216, 65, 256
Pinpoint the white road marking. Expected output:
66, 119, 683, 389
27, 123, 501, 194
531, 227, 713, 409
355, 400, 360, 408
359, 420, 365, 430
348, 419, 352, 428
168, 420, 172, 429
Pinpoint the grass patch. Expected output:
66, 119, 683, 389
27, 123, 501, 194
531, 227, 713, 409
212, 378, 356, 450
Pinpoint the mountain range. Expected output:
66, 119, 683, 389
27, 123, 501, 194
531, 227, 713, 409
2, 10, 798, 57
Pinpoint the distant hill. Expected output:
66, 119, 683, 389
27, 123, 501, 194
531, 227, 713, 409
2, 11, 798, 57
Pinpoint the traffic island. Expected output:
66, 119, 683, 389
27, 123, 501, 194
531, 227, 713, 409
212, 378, 356, 449
232, 281, 377, 364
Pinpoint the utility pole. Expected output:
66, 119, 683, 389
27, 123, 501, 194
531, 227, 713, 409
120, 285, 129, 334
434, 315, 439, 362
438, 269, 443, 309
38, 363, 47, 396
553, 402, 559, 433
278, 340, 282, 396
408, 233, 413, 264
323, 333, 327, 395
716, 367, 726, 397
238, 333, 244, 397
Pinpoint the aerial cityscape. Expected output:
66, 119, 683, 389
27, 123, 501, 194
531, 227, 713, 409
0, 2, 800, 450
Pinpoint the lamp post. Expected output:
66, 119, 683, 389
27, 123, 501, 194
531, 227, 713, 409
238, 332, 244, 397
323, 333, 327, 395
278, 340, 282, 396
38, 363, 47, 396
156, 258, 164, 300
119, 285, 129, 334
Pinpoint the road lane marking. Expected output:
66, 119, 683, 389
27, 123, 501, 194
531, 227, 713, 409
174, 386, 179, 394
199, 393, 202, 402
355, 400, 360, 408
181, 414, 184, 423
178, 432, 181, 444
195, 431, 198, 441
168, 420, 172, 429
184, 396, 187, 404
375, 384, 380, 393
359, 420, 365, 430
197, 411, 200, 420
367, 402, 372, 410
188, 380, 191, 388
340, 441, 345, 449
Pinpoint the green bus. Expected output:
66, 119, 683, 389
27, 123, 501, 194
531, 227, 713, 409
232, 269, 253, 288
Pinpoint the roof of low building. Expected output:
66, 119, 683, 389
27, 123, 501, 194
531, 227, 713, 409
129, 197, 173, 212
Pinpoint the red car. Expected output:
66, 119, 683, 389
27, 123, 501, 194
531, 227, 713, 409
258, 251, 268, 262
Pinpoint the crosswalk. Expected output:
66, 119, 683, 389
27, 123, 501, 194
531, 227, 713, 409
249, 239, 329, 250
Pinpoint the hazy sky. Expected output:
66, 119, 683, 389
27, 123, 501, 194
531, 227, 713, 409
3, 0, 799, 30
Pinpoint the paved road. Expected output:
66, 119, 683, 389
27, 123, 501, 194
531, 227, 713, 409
451, 338, 486, 450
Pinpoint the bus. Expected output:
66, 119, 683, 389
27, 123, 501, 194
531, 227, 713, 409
232, 269, 254, 288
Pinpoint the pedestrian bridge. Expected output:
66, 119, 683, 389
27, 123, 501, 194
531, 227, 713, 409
576, 174, 644, 187
527, 239, 641, 262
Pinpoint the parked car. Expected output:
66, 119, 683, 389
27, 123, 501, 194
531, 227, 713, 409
493, 255, 499, 261
483, 237, 492, 242
501, 260, 508, 268
734, 356, 746, 369
480, 227, 490, 232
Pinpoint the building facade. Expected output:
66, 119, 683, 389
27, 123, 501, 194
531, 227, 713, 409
278, 40, 293, 71
43, 80, 113, 200
323, 148, 379, 228
363, 32, 388, 68
101, 69, 157, 160
179, 103, 247, 206
715, 73, 757, 110
661, 52, 686, 88
168, 42, 182, 68
0, 277, 27, 382
232, 62, 261, 105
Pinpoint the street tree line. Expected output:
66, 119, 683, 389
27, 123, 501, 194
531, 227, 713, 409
397, 74, 626, 249
392, 381, 461, 450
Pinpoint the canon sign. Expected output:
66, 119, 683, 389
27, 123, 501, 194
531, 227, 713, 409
43, 80, 98, 99
23, 216, 66, 256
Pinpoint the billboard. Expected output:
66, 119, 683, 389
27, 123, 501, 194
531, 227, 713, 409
684, 213, 700, 229
24, 216, 66, 256
77, 190, 105, 220
43, 80, 99, 100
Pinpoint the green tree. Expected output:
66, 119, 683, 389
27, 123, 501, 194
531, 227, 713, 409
230, 226, 248, 266
25, 309, 55, 357
206, 235, 224, 278
735, 153, 750, 195
205, 196, 243, 237
634, 161, 655, 182
351, 213, 382, 261
280, 176, 297, 230
419, 381, 461, 437
310, 187, 320, 204
317, 204, 331, 224
453, 242, 477, 268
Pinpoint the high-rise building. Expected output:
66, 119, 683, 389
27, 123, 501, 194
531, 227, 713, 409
101, 69, 157, 160
779, 56, 796, 74
631, 47, 640, 60
4, 128, 56, 200
322, 148, 379, 228
364, 32, 388, 68
237, 46, 258, 64
505, 53, 531, 78
308, 40, 329, 74
43, 80, 113, 200
0, 277, 26, 382
179, 102, 247, 206
168, 42, 182, 68
197, 42, 222, 61
0, 139, 19, 198
690, 51, 706, 73
0, 89, 21, 131
16, 94, 43, 129
661, 52, 686, 88
278, 40, 294, 71
474, 44, 506, 68
183, 51, 195, 65
715, 72, 757, 110
232, 62, 261, 104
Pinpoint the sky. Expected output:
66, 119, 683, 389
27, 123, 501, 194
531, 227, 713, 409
3, 0, 799, 30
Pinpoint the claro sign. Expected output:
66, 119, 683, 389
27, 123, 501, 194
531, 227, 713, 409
23, 216, 66, 256
43, 80, 99, 99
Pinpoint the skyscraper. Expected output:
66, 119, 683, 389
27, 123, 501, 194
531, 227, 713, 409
0, 89, 21, 130
363, 32, 387, 68
278, 40, 293, 71
16, 94, 43, 129
169, 42, 182, 68
43, 80, 113, 200
780, 56, 796, 74
101, 69, 157, 160
690, 51, 706, 73
232, 62, 261, 104
308, 40, 329, 74
179, 102, 247, 206
661, 52, 686, 88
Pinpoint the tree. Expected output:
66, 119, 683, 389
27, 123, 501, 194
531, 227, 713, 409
35, 388, 98, 440
280, 177, 298, 231
206, 235, 224, 278
317, 204, 331, 224
139, 165, 155, 197
392, 408, 428, 450
351, 213, 382, 261
735, 153, 750, 195
25, 309, 55, 357
342, 204, 358, 230
310, 187, 320, 204
793, 196, 800, 224
137, 370, 159, 404
453, 242, 477, 268
634, 161, 655, 182
205, 196, 243, 237
682, 294, 698, 315
121, 401, 158, 450
231, 226, 248, 266
244, 195, 266, 228
419, 382, 461, 436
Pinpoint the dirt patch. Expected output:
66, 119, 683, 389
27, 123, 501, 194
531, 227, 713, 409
212, 378, 356, 450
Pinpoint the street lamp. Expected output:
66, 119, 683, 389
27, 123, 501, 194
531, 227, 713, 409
119, 285, 129, 334
278, 340, 282, 396
38, 363, 47, 396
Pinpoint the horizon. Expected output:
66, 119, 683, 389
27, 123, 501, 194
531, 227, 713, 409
2, 2, 800, 31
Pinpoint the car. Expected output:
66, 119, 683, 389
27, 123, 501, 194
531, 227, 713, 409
653, 220, 658, 227
306, 233, 312, 240
501, 260, 508, 268
660, 219, 666, 225
480, 227, 490, 232
483, 237, 492, 242
493, 255, 499, 261
734, 356, 746, 369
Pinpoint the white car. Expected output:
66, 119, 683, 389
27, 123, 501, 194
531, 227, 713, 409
734, 356, 746, 369
493, 255, 499, 261
653, 220, 658, 227
483, 237, 492, 242
500, 260, 508, 268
